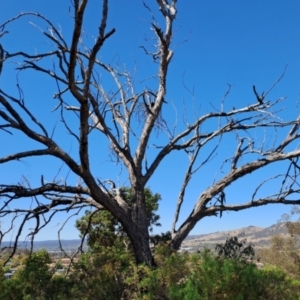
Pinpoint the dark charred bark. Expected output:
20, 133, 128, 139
129, 184, 155, 265
129, 227, 155, 266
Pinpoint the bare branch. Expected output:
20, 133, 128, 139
2, 0, 300, 266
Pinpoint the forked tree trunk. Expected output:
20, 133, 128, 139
171, 219, 197, 251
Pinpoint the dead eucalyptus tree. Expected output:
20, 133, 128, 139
1, 0, 300, 266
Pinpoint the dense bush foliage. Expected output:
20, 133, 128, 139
1, 245, 300, 299
2, 207, 300, 299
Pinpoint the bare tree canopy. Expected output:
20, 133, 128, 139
1, 0, 300, 266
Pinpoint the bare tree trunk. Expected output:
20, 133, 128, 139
129, 184, 155, 265
128, 226, 154, 266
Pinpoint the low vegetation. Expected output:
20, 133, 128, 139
258, 206, 300, 281
2, 206, 300, 299
1, 239, 300, 299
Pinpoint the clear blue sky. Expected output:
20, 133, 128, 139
1, 0, 300, 241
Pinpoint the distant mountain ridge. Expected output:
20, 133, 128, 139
0, 223, 289, 252
182, 223, 290, 251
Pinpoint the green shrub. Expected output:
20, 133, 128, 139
1, 245, 300, 299
125, 249, 300, 300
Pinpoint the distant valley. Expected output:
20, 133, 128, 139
0, 239, 87, 254
1, 223, 290, 253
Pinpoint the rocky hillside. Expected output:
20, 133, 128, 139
181, 223, 290, 252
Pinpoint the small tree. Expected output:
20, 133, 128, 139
75, 187, 161, 251
16, 249, 53, 299
215, 234, 255, 261
1, 0, 300, 266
